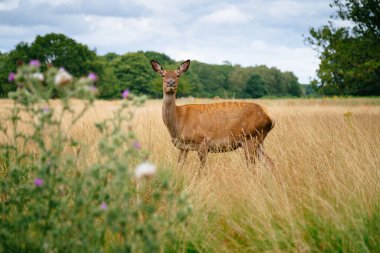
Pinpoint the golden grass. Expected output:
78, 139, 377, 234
1, 97, 380, 252
139, 98, 380, 252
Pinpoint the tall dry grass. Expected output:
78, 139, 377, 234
1, 97, 380, 252
133, 98, 380, 252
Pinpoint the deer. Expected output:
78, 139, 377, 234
151, 59, 275, 170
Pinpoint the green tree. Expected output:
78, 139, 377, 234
111, 52, 156, 96
143, 51, 175, 66
283, 71, 302, 97
0, 43, 30, 97
228, 65, 252, 96
94, 56, 119, 98
0, 33, 113, 97
288, 80, 302, 97
0, 34, 305, 99
245, 74, 267, 98
29, 33, 99, 77
189, 61, 234, 98
0, 52, 12, 97
103, 52, 119, 62
307, 0, 380, 96
301, 84, 317, 97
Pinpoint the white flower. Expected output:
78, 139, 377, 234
32, 72, 44, 81
135, 162, 156, 179
54, 68, 73, 86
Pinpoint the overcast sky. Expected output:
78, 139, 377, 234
0, 0, 333, 83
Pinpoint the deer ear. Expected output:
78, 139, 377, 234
151, 60, 164, 75
177, 60, 190, 75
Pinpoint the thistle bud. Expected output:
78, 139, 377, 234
54, 68, 73, 86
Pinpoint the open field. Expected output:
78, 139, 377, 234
1, 97, 380, 252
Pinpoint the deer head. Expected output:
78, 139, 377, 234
151, 59, 190, 94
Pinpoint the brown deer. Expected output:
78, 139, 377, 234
151, 59, 275, 169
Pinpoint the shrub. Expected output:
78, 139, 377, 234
0, 62, 191, 252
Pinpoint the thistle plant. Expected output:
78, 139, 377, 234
0, 62, 191, 252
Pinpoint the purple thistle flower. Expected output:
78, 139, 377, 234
29, 59, 41, 68
88, 72, 97, 81
88, 85, 98, 94
122, 89, 129, 99
34, 178, 44, 187
8, 72, 15, 82
134, 141, 141, 149
100, 202, 108, 210
42, 106, 50, 113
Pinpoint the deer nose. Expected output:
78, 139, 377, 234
167, 80, 175, 87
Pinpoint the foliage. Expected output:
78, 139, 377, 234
0, 52, 14, 97
0, 63, 191, 252
109, 52, 158, 97
0, 33, 304, 99
244, 74, 267, 98
93, 56, 120, 99
300, 84, 317, 97
28, 33, 98, 76
143, 51, 175, 66
0, 33, 119, 98
307, 0, 380, 96
187, 61, 234, 98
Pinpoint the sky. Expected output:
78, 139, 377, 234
0, 0, 333, 83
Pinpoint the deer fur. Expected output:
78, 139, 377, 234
151, 59, 275, 169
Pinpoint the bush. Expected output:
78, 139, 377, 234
0, 62, 191, 252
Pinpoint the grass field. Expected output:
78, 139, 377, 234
1, 97, 380, 252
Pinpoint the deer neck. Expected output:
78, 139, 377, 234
162, 93, 178, 138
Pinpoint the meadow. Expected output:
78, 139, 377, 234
1, 97, 380, 252
135, 97, 380, 252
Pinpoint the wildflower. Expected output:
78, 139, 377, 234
100, 202, 108, 210
122, 89, 129, 99
134, 141, 141, 149
32, 72, 44, 81
135, 162, 156, 179
8, 72, 15, 82
54, 68, 73, 86
29, 59, 41, 68
88, 72, 97, 81
34, 178, 44, 187
87, 85, 98, 95
42, 106, 50, 113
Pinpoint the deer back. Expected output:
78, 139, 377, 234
175, 102, 274, 143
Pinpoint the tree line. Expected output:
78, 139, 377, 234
2, 0, 378, 100
0, 33, 304, 99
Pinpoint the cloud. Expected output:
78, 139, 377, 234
0, 0, 333, 83
266, 1, 304, 18
0, 0, 19, 11
0, 0, 149, 27
30, 0, 77, 7
248, 40, 319, 83
165, 40, 318, 83
73, 14, 188, 57
199, 5, 251, 25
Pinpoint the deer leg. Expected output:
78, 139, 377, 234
242, 142, 250, 167
257, 144, 274, 169
177, 149, 189, 168
242, 139, 260, 169
197, 141, 208, 167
